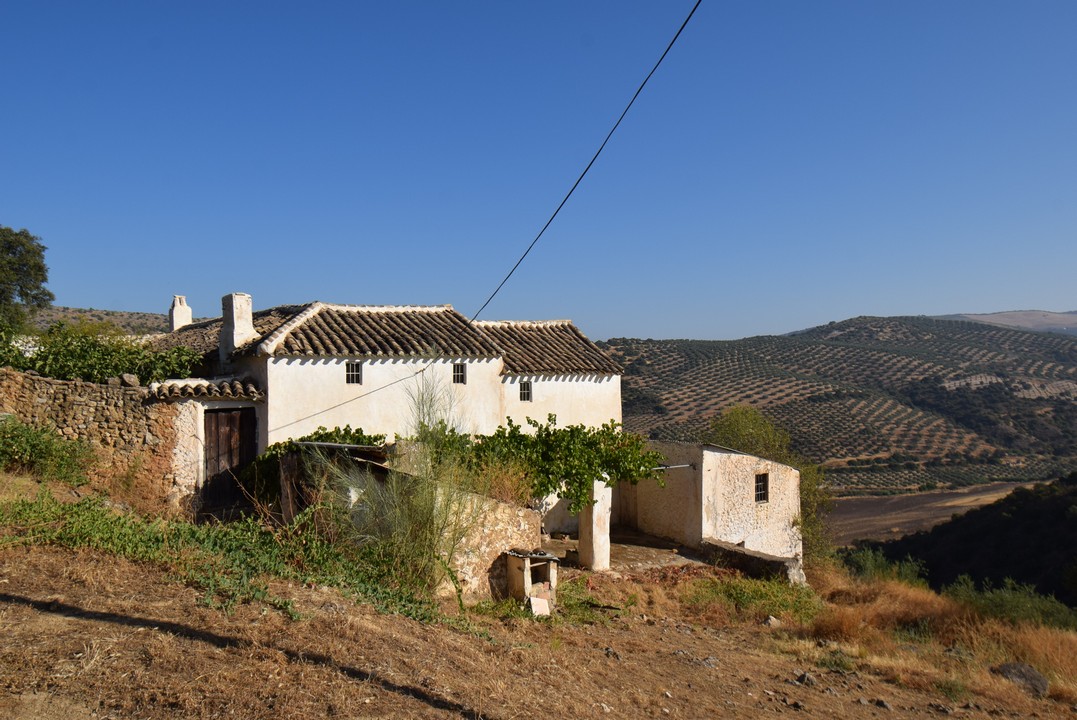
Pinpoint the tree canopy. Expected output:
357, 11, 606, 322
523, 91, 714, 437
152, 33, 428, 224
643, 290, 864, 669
0, 226, 54, 331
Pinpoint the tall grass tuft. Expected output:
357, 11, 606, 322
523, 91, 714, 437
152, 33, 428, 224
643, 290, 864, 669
0, 416, 93, 486
683, 576, 822, 624
944, 575, 1077, 630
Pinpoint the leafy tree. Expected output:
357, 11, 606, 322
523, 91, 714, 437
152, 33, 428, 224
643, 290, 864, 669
1, 320, 200, 384
0, 226, 54, 331
704, 406, 832, 559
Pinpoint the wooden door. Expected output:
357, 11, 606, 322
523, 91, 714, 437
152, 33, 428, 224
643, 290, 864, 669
203, 407, 257, 508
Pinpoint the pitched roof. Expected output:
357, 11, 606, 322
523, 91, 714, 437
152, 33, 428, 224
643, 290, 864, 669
148, 304, 306, 360
152, 301, 620, 375
473, 320, 622, 375
257, 303, 500, 358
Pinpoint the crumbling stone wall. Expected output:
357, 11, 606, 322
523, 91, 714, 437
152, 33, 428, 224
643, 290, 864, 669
0, 368, 184, 509
447, 496, 541, 600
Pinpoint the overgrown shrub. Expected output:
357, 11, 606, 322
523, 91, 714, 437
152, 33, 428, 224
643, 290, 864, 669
944, 575, 1077, 630
237, 425, 387, 507
683, 575, 821, 624
469, 415, 664, 512
0, 320, 200, 384
0, 491, 435, 620
0, 416, 92, 486
841, 546, 927, 586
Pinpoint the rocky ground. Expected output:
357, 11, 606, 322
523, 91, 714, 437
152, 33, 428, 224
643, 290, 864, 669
2, 544, 1072, 719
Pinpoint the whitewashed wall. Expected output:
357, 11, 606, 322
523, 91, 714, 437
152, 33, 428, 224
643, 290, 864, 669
616, 442, 803, 562
500, 373, 621, 428
257, 356, 505, 447
703, 450, 802, 559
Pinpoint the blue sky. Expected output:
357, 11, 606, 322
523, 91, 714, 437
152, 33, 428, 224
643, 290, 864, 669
2, 1, 1075, 340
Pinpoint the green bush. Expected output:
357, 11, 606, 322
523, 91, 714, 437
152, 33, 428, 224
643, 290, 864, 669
0, 491, 434, 620
0, 416, 92, 486
1, 321, 200, 384
237, 425, 387, 507
683, 576, 822, 624
840, 546, 927, 586
944, 575, 1077, 630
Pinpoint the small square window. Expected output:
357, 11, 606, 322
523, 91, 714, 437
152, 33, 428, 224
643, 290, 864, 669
520, 380, 532, 402
755, 473, 769, 503
345, 361, 362, 385
452, 363, 466, 384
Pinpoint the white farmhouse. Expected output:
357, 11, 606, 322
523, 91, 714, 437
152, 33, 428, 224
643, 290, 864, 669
615, 440, 805, 582
150, 293, 621, 500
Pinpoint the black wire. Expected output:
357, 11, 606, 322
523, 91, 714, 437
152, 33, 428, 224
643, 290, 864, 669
469, 0, 703, 323
267, 1, 703, 435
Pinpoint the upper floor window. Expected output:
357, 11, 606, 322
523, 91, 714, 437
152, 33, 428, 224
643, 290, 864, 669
754, 473, 769, 503
520, 380, 532, 402
452, 363, 466, 384
346, 361, 362, 385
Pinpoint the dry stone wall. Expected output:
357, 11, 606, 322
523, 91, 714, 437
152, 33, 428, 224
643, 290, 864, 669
447, 495, 541, 600
0, 368, 184, 509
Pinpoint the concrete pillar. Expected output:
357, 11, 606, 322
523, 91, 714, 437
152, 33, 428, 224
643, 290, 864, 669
578, 478, 612, 571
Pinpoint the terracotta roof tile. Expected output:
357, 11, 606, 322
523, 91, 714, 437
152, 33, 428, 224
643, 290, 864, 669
258, 304, 500, 358
149, 305, 307, 361
150, 378, 264, 401
151, 301, 618, 376
473, 320, 621, 375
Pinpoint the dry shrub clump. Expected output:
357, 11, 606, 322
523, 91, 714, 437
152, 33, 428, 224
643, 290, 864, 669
947, 618, 1077, 702
803, 558, 1077, 706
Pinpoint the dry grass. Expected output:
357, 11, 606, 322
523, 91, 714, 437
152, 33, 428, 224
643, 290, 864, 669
794, 559, 1077, 707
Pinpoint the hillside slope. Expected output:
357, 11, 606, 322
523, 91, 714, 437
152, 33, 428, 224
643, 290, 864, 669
603, 316, 1077, 495
877, 473, 1077, 608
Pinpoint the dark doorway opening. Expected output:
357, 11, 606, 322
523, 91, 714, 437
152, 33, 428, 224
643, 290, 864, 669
203, 407, 257, 514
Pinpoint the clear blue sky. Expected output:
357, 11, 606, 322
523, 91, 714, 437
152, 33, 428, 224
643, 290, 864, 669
2, 1, 1075, 340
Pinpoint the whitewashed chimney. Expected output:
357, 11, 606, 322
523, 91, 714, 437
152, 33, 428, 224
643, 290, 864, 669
169, 295, 192, 332
220, 292, 257, 367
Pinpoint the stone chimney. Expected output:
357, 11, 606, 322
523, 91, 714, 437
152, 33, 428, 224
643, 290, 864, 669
169, 295, 192, 332
219, 292, 258, 368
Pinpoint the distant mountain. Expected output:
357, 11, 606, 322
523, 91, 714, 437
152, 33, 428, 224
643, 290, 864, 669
602, 316, 1077, 496
30, 306, 194, 335
935, 310, 1077, 337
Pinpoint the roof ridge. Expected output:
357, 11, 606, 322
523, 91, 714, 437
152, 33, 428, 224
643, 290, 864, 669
474, 319, 574, 326
319, 303, 455, 313
256, 302, 324, 356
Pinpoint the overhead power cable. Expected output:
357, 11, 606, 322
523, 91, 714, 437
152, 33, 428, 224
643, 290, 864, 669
469, 0, 703, 323
267, 1, 702, 435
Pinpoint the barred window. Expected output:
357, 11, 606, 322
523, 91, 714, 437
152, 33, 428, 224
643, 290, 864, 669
345, 361, 362, 385
754, 473, 769, 503
520, 380, 532, 402
452, 363, 466, 384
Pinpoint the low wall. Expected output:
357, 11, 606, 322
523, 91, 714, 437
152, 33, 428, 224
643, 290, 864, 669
0, 368, 193, 510
448, 496, 541, 600
700, 538, 806, 585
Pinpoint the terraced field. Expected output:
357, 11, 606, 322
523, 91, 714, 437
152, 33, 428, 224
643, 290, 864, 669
605, 316, 1077, 495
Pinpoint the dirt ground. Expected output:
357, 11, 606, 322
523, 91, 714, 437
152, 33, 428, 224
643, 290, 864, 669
2, 544, 1070, 720
826, 482, 1036, 546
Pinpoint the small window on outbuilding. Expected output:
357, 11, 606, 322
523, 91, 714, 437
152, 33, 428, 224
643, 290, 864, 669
346, 361, 362, 385
755, 473, 769, 503
452, 363, 466, 384
520, 380, 532, 402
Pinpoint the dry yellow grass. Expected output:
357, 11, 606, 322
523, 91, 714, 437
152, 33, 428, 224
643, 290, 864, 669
795, 559, 1077, 707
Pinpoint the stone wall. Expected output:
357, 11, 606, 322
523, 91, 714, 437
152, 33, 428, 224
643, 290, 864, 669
447, 495, 541, 600
0, 367, 185, 509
